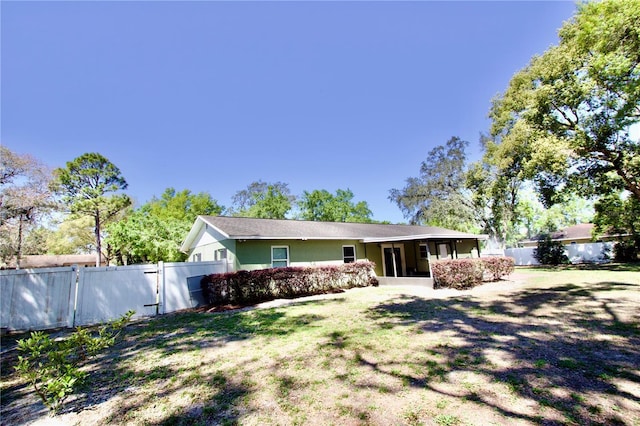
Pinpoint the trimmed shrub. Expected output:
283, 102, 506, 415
482, 256, 515, 281
201, 261, 378, 306
432, 257, 515, 289
613, 240, 639, 261
534, 235, 569, 265
432, 258, 484, 290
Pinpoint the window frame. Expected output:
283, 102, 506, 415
271, 245, 290, 268
215, 248, 227, 261
342, 245, 356, 263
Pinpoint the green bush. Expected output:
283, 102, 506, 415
534, 235, 569, 265
482, 256, 515, 281
14, 310, 134, 414
613, 240, 639, 261
201, 261, 378, 306
432, 258, 484, 289
432, 257, 515, 289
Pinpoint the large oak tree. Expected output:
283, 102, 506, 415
489, 0, 639, 205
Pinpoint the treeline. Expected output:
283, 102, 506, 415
0, 149, 378, 266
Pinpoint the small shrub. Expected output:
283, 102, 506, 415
481, 256, 515, 281
534, 234, 569, 265
15, 310, 134, 413
613, 240, 639, 261
432, 258, 484, 289
432, 257, 515, 289
201, 261, 378, 306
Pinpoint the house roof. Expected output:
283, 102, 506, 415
549, 223, 595, 242
2, 254, 102, 269
524, 223, 595, 244
181, 216, 488, 251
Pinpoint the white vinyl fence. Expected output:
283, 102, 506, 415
505, 242, 613, 266
0, 261, 229, 332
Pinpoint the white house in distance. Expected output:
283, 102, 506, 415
181, 216, 488, 281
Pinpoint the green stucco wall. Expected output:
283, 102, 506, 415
235, 239, 367, 271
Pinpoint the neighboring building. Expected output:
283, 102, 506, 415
520, 223, 618, 248
2, 254, 105, 269
181, 216, 488, 279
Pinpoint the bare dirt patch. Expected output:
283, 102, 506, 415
2, 267, 639, 425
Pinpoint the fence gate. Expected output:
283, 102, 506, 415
73, 264, 160, 326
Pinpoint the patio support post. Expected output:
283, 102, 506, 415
426, 241, 433, 278
391, 243, 398, 278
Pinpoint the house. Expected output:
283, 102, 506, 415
181, 216, 488, 281
1, 254, 105, 269
520, 223, 618, 248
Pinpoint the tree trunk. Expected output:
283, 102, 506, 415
16, 213, 24, 269
95, 210, 101, 267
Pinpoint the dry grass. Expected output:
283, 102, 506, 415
2, 265, 639, 425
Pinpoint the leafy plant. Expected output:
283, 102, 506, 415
14, 310, 134, 413
533, 234, 569, 265
481, 256, 515, 281
432, 258, 484, 289
201, 262, 378, 306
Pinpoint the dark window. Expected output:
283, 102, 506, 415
343, 246, 356, 263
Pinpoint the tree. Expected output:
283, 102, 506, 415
46, 215, 96, 255
389, 136, 475, 231
466, 131, 527, 246
106, 188, 223, 264
533, 234, 569, 265
52, 153, 131, 266
297, 189, 373, 223
593, 192, 640, 260
490, 0, 640, 206
0, 147, 55, 268
229, 181, 294, 219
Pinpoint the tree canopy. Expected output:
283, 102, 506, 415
0, 147, 55, 267
52, 153, 131, 266
106, 188, 223, 264
229, 181, 294, 219
389, 136, 476, 231
297, 189, 373, 223
489, 0, 640, 205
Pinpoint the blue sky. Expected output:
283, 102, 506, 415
2, 1, 577, 224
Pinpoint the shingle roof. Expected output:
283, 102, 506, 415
526, 223, 595, 243
550, 223, 595, 241
198, 216, 486, 242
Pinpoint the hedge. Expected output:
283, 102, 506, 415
432, 257, 515, 290
201, 261, 378, 306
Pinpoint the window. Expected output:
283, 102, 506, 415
343, 245, 356, 263
192, 253, 202, 262
215, 248, 227, 261
419, 244, 429, 259
271, 246, 289, 268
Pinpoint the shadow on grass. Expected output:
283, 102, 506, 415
358, 280, 639, 424
3, 281, 638, 425
0, 299, 333, 425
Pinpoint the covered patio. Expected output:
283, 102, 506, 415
362, 234, 487, 286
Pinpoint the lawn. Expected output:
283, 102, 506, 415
2, 265, 639, 425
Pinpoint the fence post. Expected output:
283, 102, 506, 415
67, 265, 79, 328
157, 261, 165, 315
